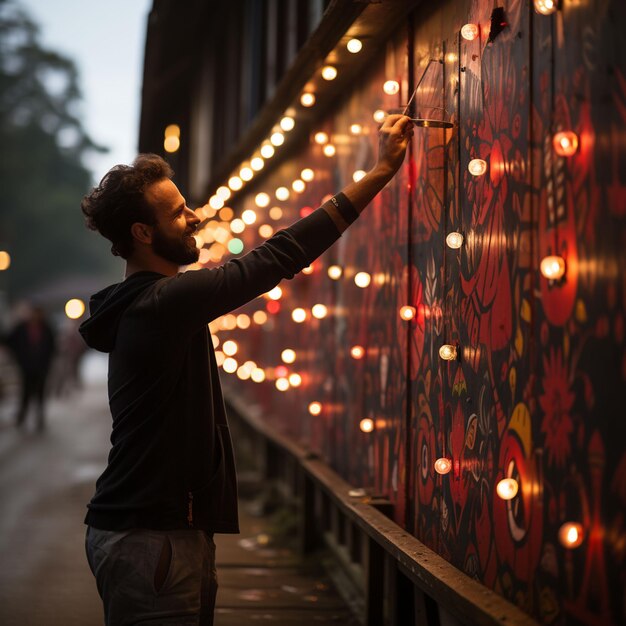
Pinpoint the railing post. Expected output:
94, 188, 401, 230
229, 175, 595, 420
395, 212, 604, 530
298, 470, 317, 554
365, 536, 384, 626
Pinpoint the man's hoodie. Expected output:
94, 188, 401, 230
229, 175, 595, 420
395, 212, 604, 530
79, 198, 357, 532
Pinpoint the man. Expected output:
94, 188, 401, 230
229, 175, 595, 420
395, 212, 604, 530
80, 114, 413, 625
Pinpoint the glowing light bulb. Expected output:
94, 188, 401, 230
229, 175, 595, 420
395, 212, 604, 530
347, 38, 362, 53
558, 522, 584, 548
164, 135, 180, 152
228, 176, 243, 191
255, 192, 270, 208
223, 357, 238, 373
0, 251, 11, 270
236, 314, 251, 329
322, 65, 337, 80
252, 310, 267, 325
267, 286, 282, 300
292, 179, 305, 193
446, 232, 464, 249
292, 308, 307, 323
359, 418, 374, 433
540, 255, 566, 280
461, 23, 480, 41
323, 144, 336, 157
260, 143, 275, 158
259, 224, 274, 238
383, 80, 400, 95
242, 209, 257, 225
276, 377, 290, 391
301, 168, 314, 182
240, 166, 253, 181
399, 306, 416, 321
65, 298, 85, 319
215, 351, 225, 367
288, 373, 302, 387
228, 238, 244, 255
314, 131, 329, 144
327, 265, 343, 280
209, 196, 224, 210
312, 304, 328, 319
164, 124, 180, 138
269, 207, 283, 220
219, 207, 233, 221
251, 368, 266, 383
350, 345, 365, 359
354, 272, 371, 288
309, 402, 322, 416
496, 478, 519, 500
301, 264, 314, 275
270, 131, 284, 146
281, 349, 296, 364
222, 340, 238, 356
434, 457, 452, 474
237, 366, 251, 380
350, 123, 362, 135
280, 116, 295, 131
553, 131, 578, 156
216, 186, 231, 201
250, 157, 264, 171
439, 344, 458, 361
230, 218, 245, 234
468, 159, 487, 176
273, 187, 288, 201
300, 92, 316, 107
373, 109, 386, 123
352, 170, 366, 182
534, 0, 557, 15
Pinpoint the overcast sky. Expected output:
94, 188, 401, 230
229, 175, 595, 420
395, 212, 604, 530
20, 0, 153, 181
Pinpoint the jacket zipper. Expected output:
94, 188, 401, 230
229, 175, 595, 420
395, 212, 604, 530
187, 491, 194, 527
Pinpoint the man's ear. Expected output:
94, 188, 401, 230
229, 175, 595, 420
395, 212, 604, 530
130, 222, 153, 245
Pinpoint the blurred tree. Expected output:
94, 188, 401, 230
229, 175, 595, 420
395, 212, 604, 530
0, 0, 118, 303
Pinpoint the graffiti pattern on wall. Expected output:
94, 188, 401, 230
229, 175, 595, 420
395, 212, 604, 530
217, 0, 626, 623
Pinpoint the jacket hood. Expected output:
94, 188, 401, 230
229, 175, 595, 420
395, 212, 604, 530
79, 272, 163, 352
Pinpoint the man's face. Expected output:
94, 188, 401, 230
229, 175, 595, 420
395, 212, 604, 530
143, 179, 200, 266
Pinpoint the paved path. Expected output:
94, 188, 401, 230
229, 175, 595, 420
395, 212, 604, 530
0, 352, 358, 625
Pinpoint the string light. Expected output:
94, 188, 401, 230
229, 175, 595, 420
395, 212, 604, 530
260, 143, 275, 158
292, 308, 307, 323
267, 286, 282, 300
164, 135, 180, 153
534, 0, 558, 14
540, 255, 566, 280
222, 340, 238, 356
301, 168, 314, 181
255, 192, 270, 208
359, 418, 374, 433
288, 373, 302, 387
446, 232, 464, 249
228, 238, 244, 255
237, 365, 251, 380
0, 251, 12, 271
228, 176, 243, 191
258, 224, 274, 238
240, 166, 253, 181
383, 80, 400, 95
269, 207, 283, 220
496, 478, 519, 500
276, 378, 290, 391
281, 349, 296, 364
553, 131, 579, 156
65, 298, 85, 319
312, 304, 328, 319
242, 209, 257, 224
352, 170, 366, 182
236, 314, 251, 329
439, 344, 458, 361
434, 458, 452, 474
314, 131, 329, 144
280, 116, 295, 131
399, 306, 416, 320
216, 186, 231, 201
558, 522, 584, 548
347, 38, 362, 53
251, 368, 266, 383
223, 357, 238, 373
327, 265, 343, 280
350, 345, 365, 359
270, 131, 285, 146
301, 92, 316, 107
350, 123, 362, 134
215, 351, 225, 367
164, 124, 180, 138
250, 157, 264, 171
276, 187, 290, 201
373, 109, 386, 123
252, 310, 267, 325
322, 65, 337, 80
323, 144, 336, 157
292, 179, 305, 193
468, 159, 487, 176
209, 196, 224, 210
354, 272, 371, 288
230, 218, 245, 234
461, 23, 480, 40
219, 207, 233, 221
309, 402, 322, 416
301, 264, 314, 275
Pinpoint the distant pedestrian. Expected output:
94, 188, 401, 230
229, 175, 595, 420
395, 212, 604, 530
5, 306, 56, 430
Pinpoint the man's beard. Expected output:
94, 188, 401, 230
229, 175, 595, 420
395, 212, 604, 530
152, 225, 200, 266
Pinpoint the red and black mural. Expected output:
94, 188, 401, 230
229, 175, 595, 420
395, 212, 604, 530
213, 0, 626, 623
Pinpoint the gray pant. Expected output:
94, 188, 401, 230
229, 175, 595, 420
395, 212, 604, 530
85, 526, 218, 626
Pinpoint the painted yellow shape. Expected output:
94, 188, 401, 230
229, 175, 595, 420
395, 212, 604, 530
515, 326, 524, 357
509, 403, 532, 456
520, 299, 531, 323
575, 299, 587, 323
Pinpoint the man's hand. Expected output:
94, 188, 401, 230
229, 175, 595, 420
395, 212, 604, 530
376, 114, 414, 177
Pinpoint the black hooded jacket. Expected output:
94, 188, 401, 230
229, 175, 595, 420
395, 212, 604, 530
79, 196, 357, 533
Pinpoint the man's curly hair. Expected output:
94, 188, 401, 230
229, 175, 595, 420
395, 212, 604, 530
81, 154, 174, 259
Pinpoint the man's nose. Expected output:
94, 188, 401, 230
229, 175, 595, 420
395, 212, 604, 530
186, 207, 201, 225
